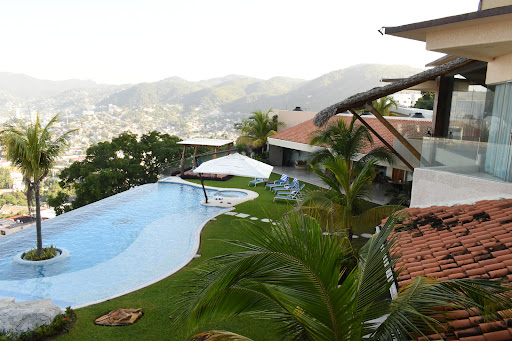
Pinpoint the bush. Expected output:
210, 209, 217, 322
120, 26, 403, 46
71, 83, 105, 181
23, 246, 58, 261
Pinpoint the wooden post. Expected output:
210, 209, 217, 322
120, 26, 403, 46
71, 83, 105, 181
365, 103, 421, 161
193, 146, 199, 167
349, 109, 415, 171
432, 76, 454, 137
213, 147, 218, 159
180, 145, 187, 177
227, 143, 232, 155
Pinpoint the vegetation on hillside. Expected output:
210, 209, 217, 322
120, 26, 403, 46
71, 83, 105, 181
413, 91, 435, 110
49, 131, 190, 214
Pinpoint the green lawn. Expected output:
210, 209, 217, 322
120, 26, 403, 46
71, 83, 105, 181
58, 174, 314, 341
58, 174, 382, 340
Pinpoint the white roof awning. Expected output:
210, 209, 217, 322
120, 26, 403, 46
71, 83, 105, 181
177, 138, 235, 147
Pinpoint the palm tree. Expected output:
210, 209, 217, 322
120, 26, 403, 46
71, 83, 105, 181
176, 212, 511, 341
0, 113, 75, 256
301, 158, 396, 239
371, 96, 398, 116
235, 109, 283, 157
309, 115, 392, 169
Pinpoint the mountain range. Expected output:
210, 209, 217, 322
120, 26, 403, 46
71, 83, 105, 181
0, 64, 423, 143
0, 63, 422, 113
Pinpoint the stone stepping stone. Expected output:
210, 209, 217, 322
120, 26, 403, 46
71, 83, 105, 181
236, 213, 250, 218
352, 235, 359, 239
360, 233, 373, 239
261, 218, 270, 223
224, 212, 237, 216
250, 217, 259, 220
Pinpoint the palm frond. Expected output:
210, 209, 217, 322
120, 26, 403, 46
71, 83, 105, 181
192, 330, 254, 341
176, 212, 350, 340
373, 277, 512, 341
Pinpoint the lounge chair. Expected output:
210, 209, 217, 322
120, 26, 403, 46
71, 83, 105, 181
265, 174, 289, 190
274, 184, 305, 197
272, 178, 299, 193
273, 188, 304, 202
248, 178, 266, 187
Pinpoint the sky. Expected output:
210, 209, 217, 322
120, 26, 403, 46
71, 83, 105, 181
0, 0, 481, 85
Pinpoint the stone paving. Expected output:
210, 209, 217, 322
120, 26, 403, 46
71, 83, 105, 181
222, 211, 374, 239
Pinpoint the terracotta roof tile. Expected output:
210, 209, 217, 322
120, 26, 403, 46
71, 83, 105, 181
270, 114, 432, 153
391, 199, 512, 340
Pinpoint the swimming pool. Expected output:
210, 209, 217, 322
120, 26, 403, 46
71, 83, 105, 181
0, 182, 249, 308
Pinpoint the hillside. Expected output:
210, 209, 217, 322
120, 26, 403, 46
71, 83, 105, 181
0, 63, 424, 145
223, 64, 423, 112
0, 72, 107, 99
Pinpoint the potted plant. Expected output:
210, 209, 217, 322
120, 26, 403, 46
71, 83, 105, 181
294, 160, 308, 170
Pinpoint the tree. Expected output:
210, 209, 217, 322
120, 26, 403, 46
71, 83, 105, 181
309, 115, 392, 169
0, 168, 13, 189
301, 158, 396, 239
414, 91, 435, 110
0, 113, 75, 256
235, 109, 283, 158
50, 131, 187, 212
176, 212, 511, 341
370, 95, 398, 116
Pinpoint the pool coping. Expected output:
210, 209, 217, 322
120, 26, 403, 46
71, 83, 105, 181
72, 178, 257, 309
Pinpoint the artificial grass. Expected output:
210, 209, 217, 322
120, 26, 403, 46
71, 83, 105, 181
58, 174, 314, 341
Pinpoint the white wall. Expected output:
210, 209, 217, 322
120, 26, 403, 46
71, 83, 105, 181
410, 168, 512, 207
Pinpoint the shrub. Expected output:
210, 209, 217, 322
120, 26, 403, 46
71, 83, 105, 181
23, 246, 58, 261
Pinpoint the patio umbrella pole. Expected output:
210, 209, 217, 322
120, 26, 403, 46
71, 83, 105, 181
199, 173, 208, 203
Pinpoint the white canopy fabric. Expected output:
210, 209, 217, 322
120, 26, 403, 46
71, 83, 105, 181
192, 153, 273, 179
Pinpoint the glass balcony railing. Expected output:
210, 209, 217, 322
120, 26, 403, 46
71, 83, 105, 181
420, 137, 512, 183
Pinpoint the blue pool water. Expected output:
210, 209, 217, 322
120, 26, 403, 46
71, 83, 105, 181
0, 182, 236, 308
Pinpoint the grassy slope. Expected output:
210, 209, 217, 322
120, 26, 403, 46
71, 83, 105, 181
59, 174, 308, 341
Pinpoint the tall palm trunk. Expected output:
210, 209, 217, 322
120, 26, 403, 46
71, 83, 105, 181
34, 181, 42, 256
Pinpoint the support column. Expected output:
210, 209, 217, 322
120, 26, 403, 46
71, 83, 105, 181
180, 145, 187, 177
193, 146, 199, 166
432, 75, 454, 138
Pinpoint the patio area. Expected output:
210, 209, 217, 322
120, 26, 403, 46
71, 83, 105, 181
271, 166, 393, 205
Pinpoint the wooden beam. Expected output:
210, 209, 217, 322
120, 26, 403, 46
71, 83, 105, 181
349, 109, 415, 171
180, 145, 187, 177
365, 102, 421, 161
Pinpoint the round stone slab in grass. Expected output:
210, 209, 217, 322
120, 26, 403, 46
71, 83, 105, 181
261, 218, 270, 223
223, 212, 238, 216
360, 233, 373, 239
352, 235, 359, 239
250, 217, 259, 220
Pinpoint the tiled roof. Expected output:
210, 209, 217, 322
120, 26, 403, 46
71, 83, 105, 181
270, 114, 431, 154
391, 199, 512, 341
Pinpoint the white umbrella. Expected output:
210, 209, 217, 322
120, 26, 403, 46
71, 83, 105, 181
192, 153, 273, 203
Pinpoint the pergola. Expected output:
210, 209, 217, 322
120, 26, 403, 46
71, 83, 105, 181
177, 138, 235, 176
313, 57, 480, 171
